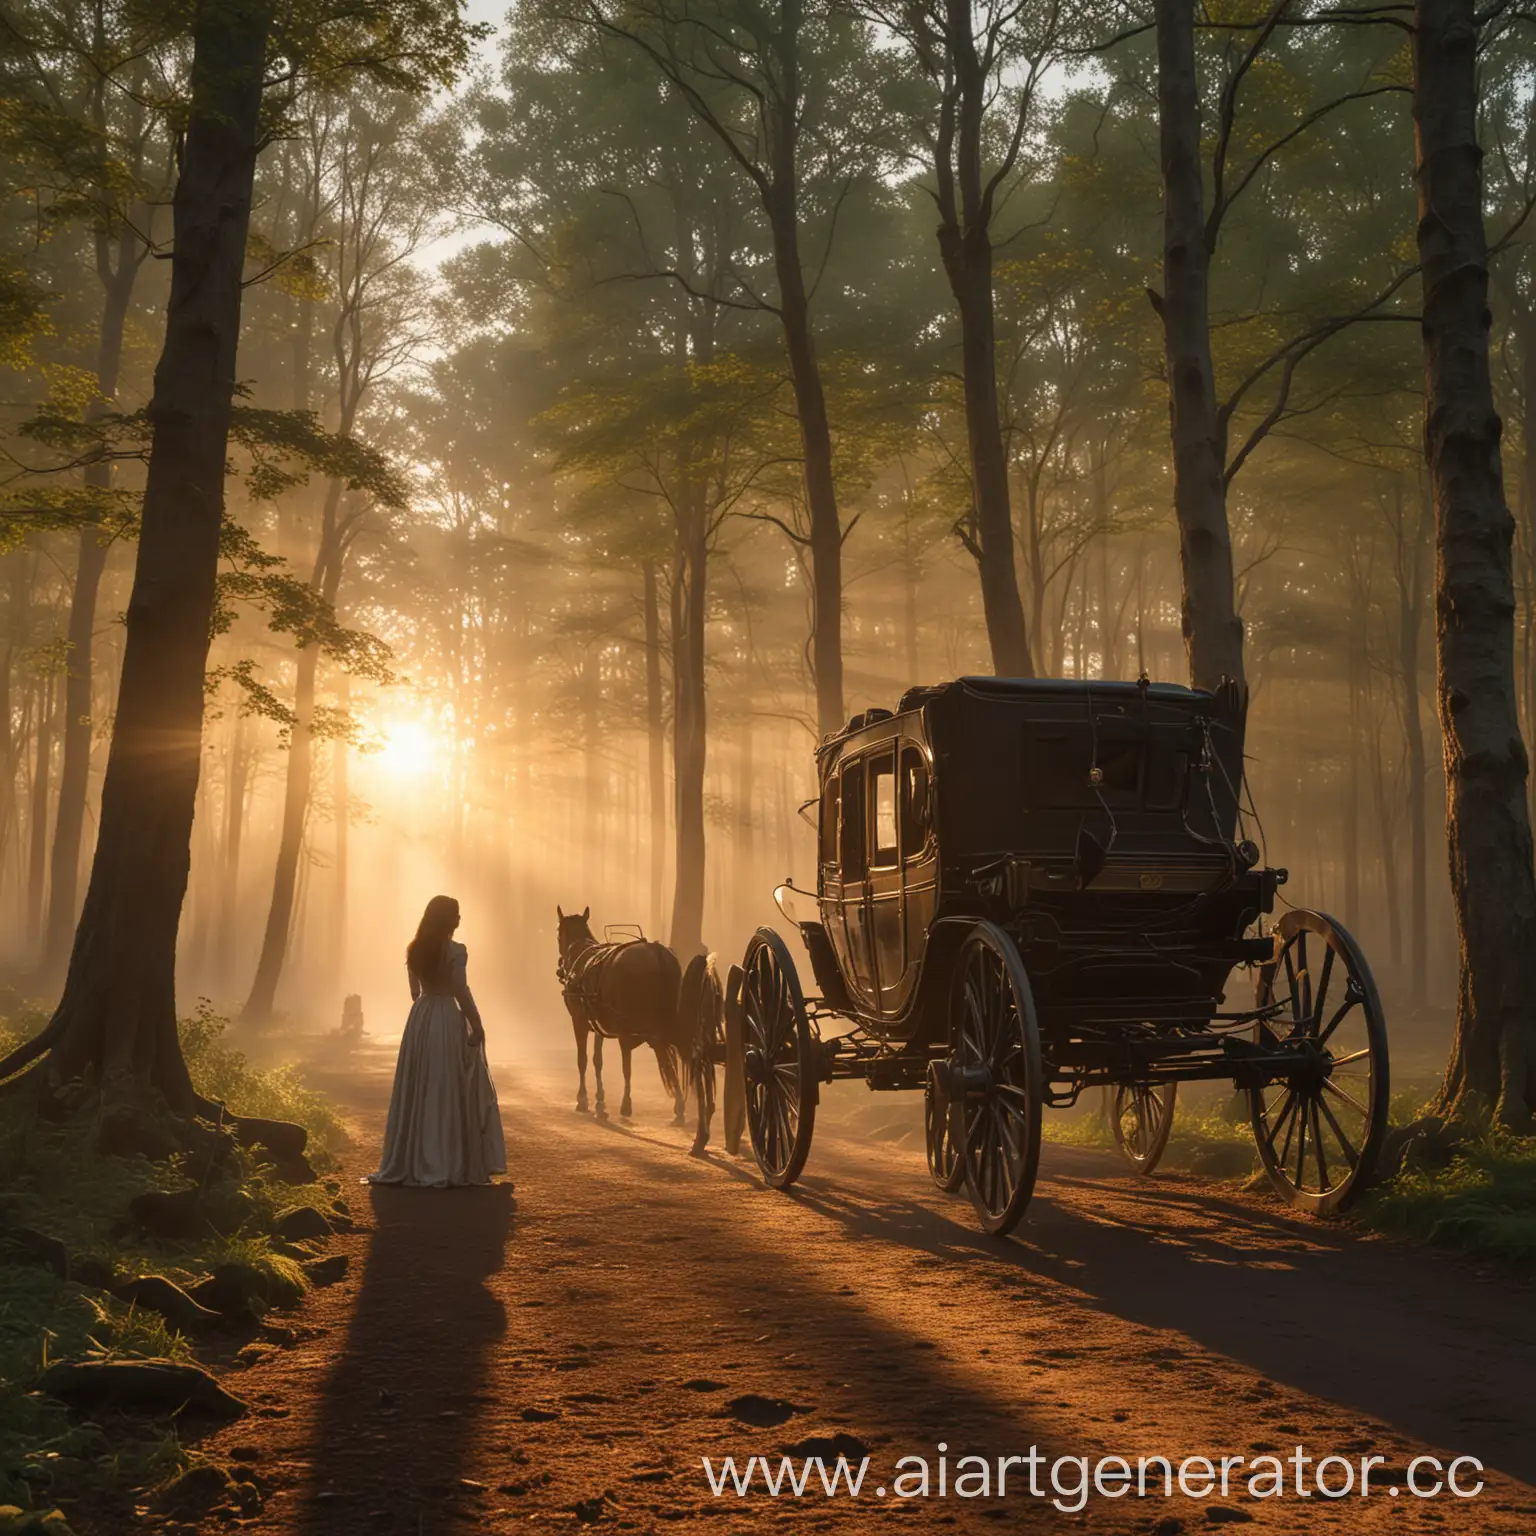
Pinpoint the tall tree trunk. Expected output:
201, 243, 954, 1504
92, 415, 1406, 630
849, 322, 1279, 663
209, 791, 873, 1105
26, 672, 56, 947
733, 713, 754, 927
1414, 0, 1536, 1127
1344, 561, 1367, 933
333, 671, 349, 983
1399, 478, 1431, 999
669, 483, 708, 959
1155, 0, 1244, 692
643, 558, 666, 934
42, 248, 141, 979
765, 9, 843, 734
3, 0, 275, 1107
770, 202, 843, 735
935, 4, 1034, 679
243, 476, 346, 1024
217, 712, 250, 987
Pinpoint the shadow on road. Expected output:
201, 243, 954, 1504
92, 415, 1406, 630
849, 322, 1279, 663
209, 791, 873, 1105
775, 1143, 1536, 1487
295, 1180, 517, 1533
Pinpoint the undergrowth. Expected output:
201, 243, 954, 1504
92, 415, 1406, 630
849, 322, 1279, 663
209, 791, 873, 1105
1045, 1079, 1536, 1264
1358, 1126, 1536, 1263
0, 1003, 346, 1517
1043, 1089, 1260, 1178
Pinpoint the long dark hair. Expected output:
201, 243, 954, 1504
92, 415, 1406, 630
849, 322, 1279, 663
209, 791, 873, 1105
407, 895, 460, 984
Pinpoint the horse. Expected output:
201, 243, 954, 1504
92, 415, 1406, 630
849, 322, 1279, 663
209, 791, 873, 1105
556, 905, 724, 1152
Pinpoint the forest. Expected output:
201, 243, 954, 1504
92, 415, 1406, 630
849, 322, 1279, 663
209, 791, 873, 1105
3, 2, 1536, 1532
0, 0, 1533, 1129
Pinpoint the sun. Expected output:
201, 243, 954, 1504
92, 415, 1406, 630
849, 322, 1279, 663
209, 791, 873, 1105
376, 719, 437, 778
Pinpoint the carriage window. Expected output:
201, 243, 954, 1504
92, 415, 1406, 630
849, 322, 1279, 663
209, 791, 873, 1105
900, 747, 931, 859
839, 760, 865, 872
820, 776, 839, 864
871, 754, 897, 866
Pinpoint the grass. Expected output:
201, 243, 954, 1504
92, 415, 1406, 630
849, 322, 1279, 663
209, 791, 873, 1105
0, 1004, 347, 1517
1358, 1124, 1536, 1263
1045, 1078, 1536, 1264
1044, 1087, 1262, 1179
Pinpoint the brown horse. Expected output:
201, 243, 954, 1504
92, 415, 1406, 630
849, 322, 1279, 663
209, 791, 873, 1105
557, 906, 688, 1127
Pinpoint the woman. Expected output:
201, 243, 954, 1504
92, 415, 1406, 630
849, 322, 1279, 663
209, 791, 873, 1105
369, 895, 507, 1188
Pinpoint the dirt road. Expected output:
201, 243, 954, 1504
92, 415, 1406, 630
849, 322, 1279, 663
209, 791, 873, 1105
197, 1049, 1536, 1535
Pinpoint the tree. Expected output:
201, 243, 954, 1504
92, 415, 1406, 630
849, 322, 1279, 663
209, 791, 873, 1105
565, 0, 896, 734
7, 6, 186, 981
1412, 0, 1536, 1127
863, 0, 1070, 677
0, 0, 478, 1118
243, 89, 437, 1024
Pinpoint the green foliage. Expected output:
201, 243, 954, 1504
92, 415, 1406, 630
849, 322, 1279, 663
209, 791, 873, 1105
0, 1001, 346, 1507
1361, 1131, 1536, 1263
1044, 1092, 1263, 1180
177, 1002, 344, 1156
213, 520, 397, 715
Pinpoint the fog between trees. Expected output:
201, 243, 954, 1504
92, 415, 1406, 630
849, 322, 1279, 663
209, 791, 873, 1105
1, 0, 1533, 1124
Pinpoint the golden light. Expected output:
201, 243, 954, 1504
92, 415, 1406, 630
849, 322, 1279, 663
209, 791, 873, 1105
375, 719, 438, 778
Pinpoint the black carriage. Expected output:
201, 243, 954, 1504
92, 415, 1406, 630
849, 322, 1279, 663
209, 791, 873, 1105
730, 677, 1389, 1236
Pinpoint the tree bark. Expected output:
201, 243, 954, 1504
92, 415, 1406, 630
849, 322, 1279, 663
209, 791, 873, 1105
217, 712, 251, 987
668, 481, 708, 959
1154, 0, 1244, 692
4, 0, 275, 1108
1345, 566, 1366, 933
765, 2, 844, 734
643, 558, 666, 934
934, 0, 1034, 678
1414, 0, 1536, 1126
1397, 477, 1431, 998
42, 244, 141, 979
242, 477, 343, 1024
333, 670, 349, 984
26, 671, 57, 947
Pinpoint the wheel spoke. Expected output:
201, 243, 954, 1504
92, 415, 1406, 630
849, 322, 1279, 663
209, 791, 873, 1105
1328, 1046, 1372, 1068
1311, 1100, 1330, 1191
1315, 1089, 1360, 1168
1294, 1096, 1308, 1189
1320, 1075, 1370, 1119
1310, 946, 1335, 1032
1317, 995, 1357, 1047
1266, 1086, 1300, 1153
1296, 930, 1312, 1024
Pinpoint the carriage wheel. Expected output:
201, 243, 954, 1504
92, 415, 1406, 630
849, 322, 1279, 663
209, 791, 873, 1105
924, 1060, 965, 1194
741, 929, 817, 1190
950, 923, 1043, 1237
1250, 910, 1389, 1213
682, 954, 723, 1155
1110, 1082, 1177, 1175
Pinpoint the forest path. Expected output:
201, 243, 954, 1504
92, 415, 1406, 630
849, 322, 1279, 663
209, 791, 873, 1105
195, 1047, 1536, 1535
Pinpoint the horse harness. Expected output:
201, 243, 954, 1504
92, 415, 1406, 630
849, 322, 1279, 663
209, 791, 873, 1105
558, 938, 656, 1040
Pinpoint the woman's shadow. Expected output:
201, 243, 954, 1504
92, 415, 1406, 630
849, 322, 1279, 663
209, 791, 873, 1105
297, 1181, 516, 1532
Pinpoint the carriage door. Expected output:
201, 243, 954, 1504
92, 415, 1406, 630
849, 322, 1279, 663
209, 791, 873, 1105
868, 748, 905, 1015
838, 757, 878, 1008
899, 745, 937, 992
818, 768, 856, 984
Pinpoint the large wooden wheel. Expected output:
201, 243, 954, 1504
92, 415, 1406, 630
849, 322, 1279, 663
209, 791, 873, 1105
1110, 1082, 1177, 1174
1251, 910, 1389, 1213
924, 1059, 965, 1193
740, 929, 817, 1190
948, 923, 1044, 1236
682, 953, 724, 1155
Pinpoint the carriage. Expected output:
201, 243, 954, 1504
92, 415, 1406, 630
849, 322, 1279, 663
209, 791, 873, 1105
726, 676, 1389, 1236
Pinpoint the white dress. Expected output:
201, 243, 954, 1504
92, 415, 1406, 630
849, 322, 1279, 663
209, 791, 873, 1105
369, 941, 506, 1187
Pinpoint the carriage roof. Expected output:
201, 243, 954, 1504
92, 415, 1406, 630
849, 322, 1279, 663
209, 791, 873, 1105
818, 676, 1239, 860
